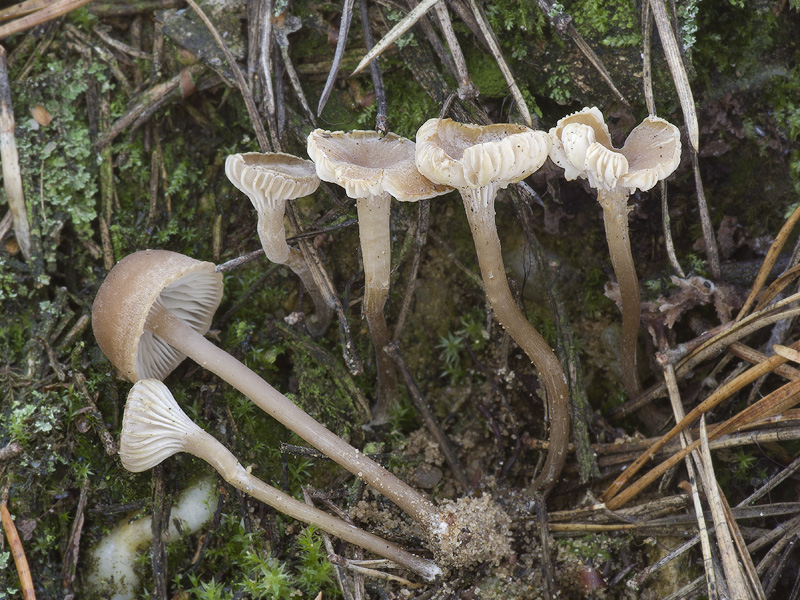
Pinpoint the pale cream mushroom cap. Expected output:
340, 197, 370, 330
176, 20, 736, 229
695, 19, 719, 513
415, 118, 552, 190
618, 116, 682, 192
306, 129, 451, 201
549, 108, 681, 193
548, 107, 612, 181
92, 250, 223, 382
120, 379, 206, 472
225, 152, 320, 208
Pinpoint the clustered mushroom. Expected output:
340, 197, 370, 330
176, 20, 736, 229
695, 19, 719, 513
306, 129, 451, 422
415, 118, 570, 494
549, 107, 681, 396
92, 107, 681, 589
92, 247, 513, 580
225, 151, 333, 337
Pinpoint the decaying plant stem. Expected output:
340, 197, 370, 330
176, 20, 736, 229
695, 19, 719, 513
0, 45, 31, 259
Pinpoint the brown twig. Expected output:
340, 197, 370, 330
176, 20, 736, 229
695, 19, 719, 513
0, 0, 93, 39
1, 500, 36, 600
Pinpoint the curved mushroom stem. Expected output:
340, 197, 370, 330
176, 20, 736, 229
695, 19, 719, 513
461, 186, 570, 495
257, 202, 334, 337
144, 301, 440, 529
598, 189, 642, 397
355, 193, 399, 423
180, 426, 441, 580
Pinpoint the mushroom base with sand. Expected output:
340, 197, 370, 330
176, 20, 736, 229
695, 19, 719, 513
427, 494, 513, 570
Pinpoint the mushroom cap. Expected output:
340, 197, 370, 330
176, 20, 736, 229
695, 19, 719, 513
549, 107, 681, 192
415, 118, 552, 190
120, 379, 205, 472
92, 250, 223, 382
225, 152, 320, 209
306, 129, 451, 201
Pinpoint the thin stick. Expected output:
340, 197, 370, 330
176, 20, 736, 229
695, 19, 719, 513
358, 0, 389, 133
602, 336, 800, 504
258, 0, 280, 148
1, 501, 36, 600
697, 418, 756, 599
0, 0, 93, 39
318, 0, 356, 115
393, 201, 429, 342
662, 356, 718, 600
434, 1, 477, 99
351, 0, 440, 77
465, 0, 531, 125
649, 0, 719, 279
738, 201, 800, 319
606, 374, 800, 509
0, 45, 31, 259
183, 0, 271, 151
536, 0, 628, 106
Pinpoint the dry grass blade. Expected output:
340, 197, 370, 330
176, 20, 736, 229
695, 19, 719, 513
648, 0, 721, 279
697, 418, 759, 600
738, 202, 800, 319
662, 360, 719, 600
0, 0, 52, 22
183, 0, 270, 152
0, 0, 93, 39
351, 0, 440, 77
0, 45, 31, 259
1, 501, 36, 600
755, 263, 800, 313
434, 0, 477, 100
318, 0, 357, 115
465, 0, 531, 126
673, 301, 800, 378
648, 0, 697, 151
607, 374, 800, 509
601, 337, 800, 504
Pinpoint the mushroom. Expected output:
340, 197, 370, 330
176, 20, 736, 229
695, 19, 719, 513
120, 378, 441, 581
549, 107, 681, 396
92, 249, 440, 529
306, 129, 451, 422
94, 250, 514, 568
415, 118, 569, 495
225, 151, 333, 337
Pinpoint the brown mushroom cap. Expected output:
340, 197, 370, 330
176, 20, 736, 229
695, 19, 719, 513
92, 250, 223, 382
415, 118, 552, 191
225, 152, 320, 208
306, 129, 451, 201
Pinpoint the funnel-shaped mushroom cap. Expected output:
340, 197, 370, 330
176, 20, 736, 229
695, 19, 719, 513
92, 250, 223, 382
306, 129, 451, 201
549, 107, 681, 193
120, 379, 207, 472
225, 152, 320, 208
415, 118, 552, 191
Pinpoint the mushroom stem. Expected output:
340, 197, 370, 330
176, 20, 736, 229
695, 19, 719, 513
257, 202, 334, 337
598, 188, 642, 396
144, 301, 439, 528
180, 424, 440, 580
461, 186, 570, 494
355, 193, 399, 421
